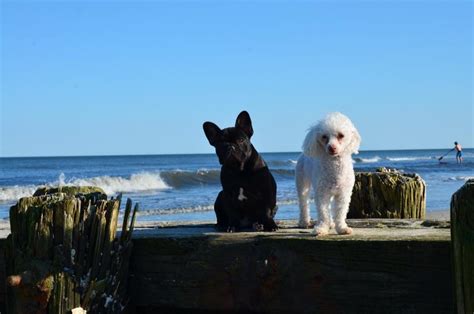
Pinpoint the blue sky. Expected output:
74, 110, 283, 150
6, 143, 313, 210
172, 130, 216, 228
1, 1, 472, 157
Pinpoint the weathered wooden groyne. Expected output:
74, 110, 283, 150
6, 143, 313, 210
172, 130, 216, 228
0, 176, 471, 313
0, 219, 453, 313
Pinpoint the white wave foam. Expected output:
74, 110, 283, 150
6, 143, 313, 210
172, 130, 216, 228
444, 176, 474, 182
0, 185, 37, 202
0, 172, 170, 202
276, 199, 300, 205
353, 156, 381, 163
196, 168, 217, 176
386, 157, 432, 162
68, 172, 169, 195
288, 159, 297, 165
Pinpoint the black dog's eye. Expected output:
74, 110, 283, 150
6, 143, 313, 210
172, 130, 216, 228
237, 138, 245, 144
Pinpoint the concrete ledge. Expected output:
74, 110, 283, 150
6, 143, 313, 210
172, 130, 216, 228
128, 219, 452, 313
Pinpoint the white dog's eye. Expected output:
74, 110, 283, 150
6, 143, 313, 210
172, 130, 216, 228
321, 135, 328, 143
337, 133, 344, 140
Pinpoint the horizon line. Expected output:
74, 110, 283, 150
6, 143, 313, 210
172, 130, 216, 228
1, 147, 472, 159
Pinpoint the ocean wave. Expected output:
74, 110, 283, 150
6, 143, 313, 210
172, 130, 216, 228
160, 169, 220, 188
136, 205, 215, 216
68, 172, 169, 195
0, 172, 170, 202
134, 198, 301, 217
0, 168, 299, 202
443, 176, 474, 182
386, 157, 434, 162
159, 168, 294, 187
0, 185, 37, 202
276, 199, 300, 205
267, 159, 298, 167
271, 169, 295, 176
353, 156, 381, 163
353, 155, 438, 163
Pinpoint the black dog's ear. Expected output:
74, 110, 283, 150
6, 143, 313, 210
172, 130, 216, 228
235, 111, 253, 138
203, 122, 222, 146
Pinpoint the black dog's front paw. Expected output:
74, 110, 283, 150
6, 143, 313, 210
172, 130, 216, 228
216, 224, 238, 233
252, 222, 264, 232
263, 220, 278, 232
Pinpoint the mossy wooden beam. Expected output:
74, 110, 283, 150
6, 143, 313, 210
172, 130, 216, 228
451, 179, 474, 314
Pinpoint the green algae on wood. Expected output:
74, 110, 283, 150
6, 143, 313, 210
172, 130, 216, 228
349, 167, 426, 219
451, 179, 474, 314
6, 187, 138, 313
33, 186, 107, 201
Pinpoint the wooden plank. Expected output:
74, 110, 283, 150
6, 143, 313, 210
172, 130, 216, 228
128, 220, 452, 313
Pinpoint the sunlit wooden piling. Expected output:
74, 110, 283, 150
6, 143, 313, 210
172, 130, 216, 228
6, 187, 138, 313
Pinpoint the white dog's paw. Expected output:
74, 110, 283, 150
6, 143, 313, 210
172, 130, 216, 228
314, 223, 330, 236
336, 225, 353, 235
298, 218, 311, 229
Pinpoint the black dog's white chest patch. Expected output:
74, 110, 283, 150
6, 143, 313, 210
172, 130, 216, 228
237, 187, 248, 201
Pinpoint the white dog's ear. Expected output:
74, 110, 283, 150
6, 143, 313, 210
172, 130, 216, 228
348, 126, 361, 154
302, 127, 323, 157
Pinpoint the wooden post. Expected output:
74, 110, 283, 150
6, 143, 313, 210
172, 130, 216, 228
349, 167, 426, 219
6, 186, 138, 313
451, 179, 474, 314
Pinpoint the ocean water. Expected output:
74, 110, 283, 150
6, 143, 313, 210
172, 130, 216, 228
1, 149, 472, 222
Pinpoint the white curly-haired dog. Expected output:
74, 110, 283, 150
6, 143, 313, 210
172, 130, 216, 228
296, 112, 361, 235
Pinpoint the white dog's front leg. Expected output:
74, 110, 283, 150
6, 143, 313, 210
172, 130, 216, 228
297, 190, 311, 228
314, 192, 332, 236
296, 157, 312, 228
333, 192, 353, 235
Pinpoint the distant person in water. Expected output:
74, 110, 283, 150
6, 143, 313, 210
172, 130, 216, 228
454, 141, 463, 163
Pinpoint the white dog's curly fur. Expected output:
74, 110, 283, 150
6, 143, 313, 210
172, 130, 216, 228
296, 112, 361, 236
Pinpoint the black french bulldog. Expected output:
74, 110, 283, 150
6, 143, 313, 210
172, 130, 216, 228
203, 111, 278, 232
